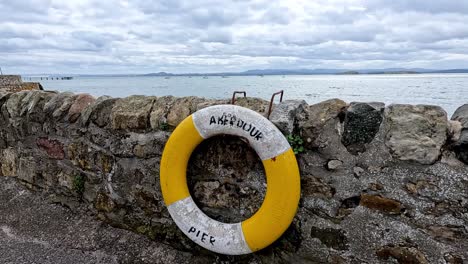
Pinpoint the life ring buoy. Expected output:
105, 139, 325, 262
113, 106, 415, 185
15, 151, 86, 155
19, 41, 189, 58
160, 105, 300, 255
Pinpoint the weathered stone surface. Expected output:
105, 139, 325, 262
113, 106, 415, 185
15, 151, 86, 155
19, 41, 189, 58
451, 104, 468, 164
17, 157, 39, 184
0, 75, 42, 93
385, 104, 448, 164
353, 166, 364, 177
43, 92, 74, 114
36, 138, 65, 159
233, 97, 269, 115
1, 92, 468, 263
112, 95, 155, 130
451, 104, 468, 127
0, 177, 195, 264
19, 91, 56, 123
327, 159, 343, 170
79, 95, 111, 126
377, 245, 429, 264
5, 91, 28, 118
89, 97, 118, 127
166, 96, 203, 127
301, 175, 335, 198
0, 148, 17, 176
448, 120, 462, 142
360, 194, 404, 214
150, 96, 176, 130
52, 94, 78, 119
300, 98, 347, 148
269, 100, 308, 135
342, 102, 384, 154
67, 94, 95, 122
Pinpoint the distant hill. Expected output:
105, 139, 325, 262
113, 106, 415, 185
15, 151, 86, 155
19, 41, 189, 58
139, 68, 468, 76
143, 72, 175, 76
367, 71, 420, 74
428, 69, 468, 73
30, 68, 468, 77
337, 71, 359, 75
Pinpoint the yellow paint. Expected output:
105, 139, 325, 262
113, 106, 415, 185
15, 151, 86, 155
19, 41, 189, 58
241, 148, 301, 252
160, 115, 203, 206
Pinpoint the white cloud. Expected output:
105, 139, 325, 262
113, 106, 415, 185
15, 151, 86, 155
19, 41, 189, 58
0, 0, 467, 74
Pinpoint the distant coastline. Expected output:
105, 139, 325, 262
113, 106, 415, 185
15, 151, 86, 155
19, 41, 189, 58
22, 68, 468, 78
140, 68, 468, 77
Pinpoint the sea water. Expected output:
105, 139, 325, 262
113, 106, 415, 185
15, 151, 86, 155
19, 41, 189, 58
34, 74, 468, 116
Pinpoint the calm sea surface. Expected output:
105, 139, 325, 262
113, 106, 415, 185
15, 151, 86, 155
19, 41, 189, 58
34, 74, 468, 116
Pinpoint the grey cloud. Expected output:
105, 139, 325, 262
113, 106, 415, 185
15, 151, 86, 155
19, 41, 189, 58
71, 31, 126, 49
366, 0, 468, 14
1, 0, 468, 74
199, 29, 232, 43
0, 25, 43, 39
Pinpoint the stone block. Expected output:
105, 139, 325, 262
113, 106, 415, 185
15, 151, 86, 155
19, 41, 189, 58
300, 99, 347, 148
67, 94, 95, 122
111, 95, 155, 130
385, 104, 447, 164
342, 102, 384, 154
269, 100, 308, 135
1, 148, 18, 176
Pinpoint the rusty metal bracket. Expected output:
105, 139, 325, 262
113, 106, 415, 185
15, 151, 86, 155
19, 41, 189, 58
267, 90, 284, 119
231, 91, 246, 104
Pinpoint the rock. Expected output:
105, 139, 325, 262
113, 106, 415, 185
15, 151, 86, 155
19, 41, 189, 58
52, 94, 78, 119
0, 92, 11, 106
327, 159, 343, 170
5, 91, 28, 118
233, 97, 269, 115
444, 253, 464, 264
17, 157, 37, 184
166, 97, 203, 127
301, 175, 335, 198
79, 95, 111, 126
360, 194, 403, 214
89, 97, 118, 128
44, 92, 74, 114
67, 94, 95, 123
150, 96, 176, 130
385, 104, 448, 164
451, 104, 468, 127
36, 138, 65, 159
19, 91, 56, 122
269, 100, 308, 135
448, 120, 462, 142
0, 93, 11, 122
368, 182, 383, 191
111, 95, 155, 130
310, 227, 348, 250
341, 102, 384, 154
453, 132, 468, 164
451, 104, 468, 164
300, 99, 347, 148
376, 245, 429, 264
427, 225, 464, 241
95, 192, 116, 213
0, 148, 17, 176
353, 166, 364, 177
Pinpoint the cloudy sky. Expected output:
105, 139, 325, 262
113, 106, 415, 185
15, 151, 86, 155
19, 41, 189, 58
1, 0, 468, 74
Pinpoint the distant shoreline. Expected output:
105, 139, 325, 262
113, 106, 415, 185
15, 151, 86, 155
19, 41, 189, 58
20, 69, 468, 78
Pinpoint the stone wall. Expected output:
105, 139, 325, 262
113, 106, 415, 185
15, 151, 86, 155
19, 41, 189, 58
0, 75, 42, 93
0, 90, 467, 263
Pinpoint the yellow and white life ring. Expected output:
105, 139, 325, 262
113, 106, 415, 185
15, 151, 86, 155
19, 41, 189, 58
160, 105, 300, 255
